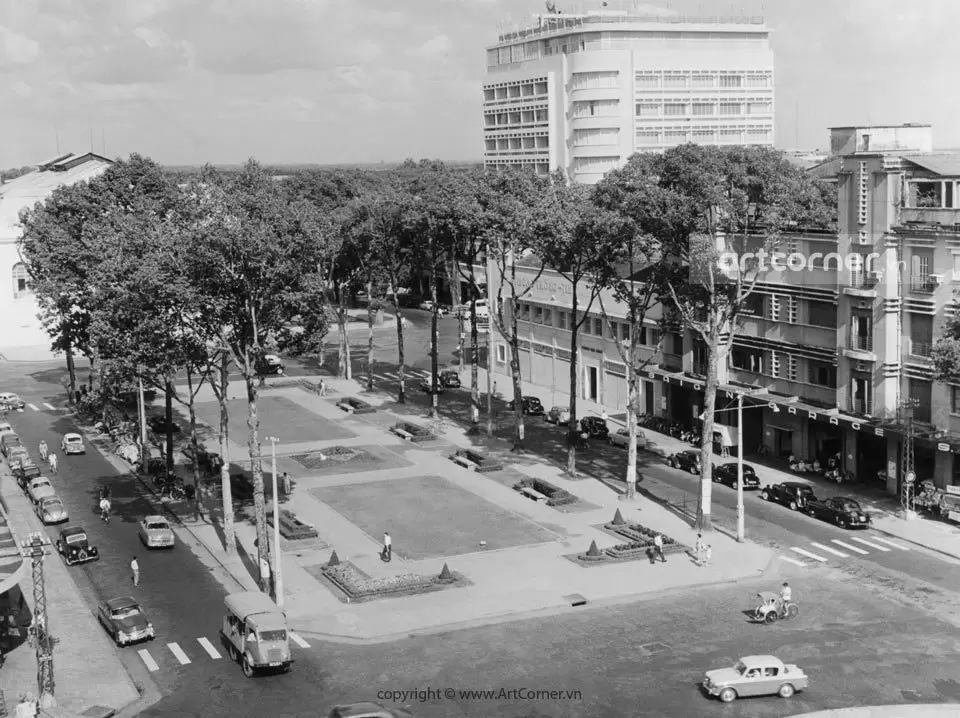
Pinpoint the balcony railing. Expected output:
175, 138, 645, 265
899, 206, 960, 226
660, 353, 682, 372
848, 334, 873, 352
691, 361, 708, 378
848, 269, 879, 289
848, 398, 873, 416
907, 275, 938, 294
908, 339, 933, 358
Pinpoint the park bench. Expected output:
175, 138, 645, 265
449, 448, 503, 473
518, 487, 548, 503
450, 454, 478, 470
336, 397, 376, 414
390, 426, 413, 441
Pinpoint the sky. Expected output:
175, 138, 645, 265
1, 0, 959, 167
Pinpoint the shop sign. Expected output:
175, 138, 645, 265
788, 407, 797, 415
938, 443, 951, 452
851, 423, 861, 431
875, 428, 884, 437
945, 485, 960, 496
829, 417, 839, 425
949, 510, 960, 522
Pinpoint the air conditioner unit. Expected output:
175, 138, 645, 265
928, 274, 944, 286
867, 270, 882, 283
854, 361, 868, 372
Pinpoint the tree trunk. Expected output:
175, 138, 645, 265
185, 367, 203, 521
697, 333, 720, 532
336, 307, 349, 380
392, 283, 407, 404
486, 306, 494, 437
365, 282, 375, 391
217, 355, 235, 554
429, 262, 440, 418
625, 367, 639, 500
164, 378, 175, 476
469, 294, 480, 425
507, 295, 525, 450
449, 255, 465, 375
566, 295, 580, 474
65, 342, 77, 405
244, 374, 270, 592
88, 341, 101, 393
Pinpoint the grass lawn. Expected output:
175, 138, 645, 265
311, 475, 555, 559
194, 393, 356, 443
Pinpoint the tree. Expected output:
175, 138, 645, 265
481, 168, 551, 448
610, 144, 832, 531
933, 313, 960, 383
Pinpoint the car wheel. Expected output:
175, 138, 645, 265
778, 683, 795, 698
807, 508, 816, 517
837, 517, 847, 529
764, 611, 779, 624
226, 642, 239, 662
760, 490, 770, 501
691, 466, 700, 476
788, 500, 798, 511
242, 655, 255, 678
719, 687, 737, 703
668, 458, 676, 468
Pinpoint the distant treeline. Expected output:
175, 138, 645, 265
162, 160, 483, 176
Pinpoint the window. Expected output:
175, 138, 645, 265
572, 71, 619, 90
664, 130, 687, 144
542, 308, 552, 326
952, 386, 960, 414
636, 131, 660, 146
606, 321, 619, 340
692, 103, 714, 116
663, 103, 686, 117
12, 263, 29, 299
573, 156, 619, 175
691, 74, 714, 88
747, 102, 771, 115
593, 317, 603, 336
635, 103, 659, 118
953, 254, 960, 282
557, 311, 567, 330
741, 293, 764, 315
807, 300, 836, 328
731, 347, 763, 373
910, 314, 933, 357
692, 129, 714, 142
909, 378, 932, 423
635, 73, 659, 89
496, 345, 507, 363
520, 303, 530, 321
719, 75, 742, 88
622, 323, 632, 342
532, 306, 543, 323
807, 360, 836, 388
719, 103, 741, 115
573, 128, 620, 146
664, 74, 687, 88
573, 99, 619, 118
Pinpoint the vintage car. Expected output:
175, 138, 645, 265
97, 597, 155, 646
327, 703, 414, 718
805, 496, 872, 529
580, 416, 610, 438
61, 433, 86, 455
703, 655, 808, 703
0, 432, 22, 456
148, 415, 181, 434
26, 477, 56, 504
608, 427, 648, 449
138, 515, 175, 549
0, 393, 25, 411
713, 463, 761, 490
221, 591, 292, 677
7, 445, 29, 467
418, 379, 444, 395
668, 450, 702, 475
13, 458, 42, 487
256, 354, 285, 376
439, 369, 461, 389
508, 396, 545, 416
545, 406, 571, 425
417, 300, 447, 315
35, 496, 68, 525
56, 526, 99, 565
0, 422, 13, 434
760, 481, 817, 511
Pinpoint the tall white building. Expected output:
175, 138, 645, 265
483, 5, 774, 183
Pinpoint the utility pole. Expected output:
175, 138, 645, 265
736, 393, 745, 542
138, 374, 148, 473
265, 435, 283, 607
900, 398, 918, 518
21, 533, 57, 709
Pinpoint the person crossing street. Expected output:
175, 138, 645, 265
130, 556, 140, 586
38, 441, 48, 463
48, 453, 58, 474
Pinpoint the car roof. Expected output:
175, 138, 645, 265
40, 496, 63, 504
143, 515, 168, 523
782, 481, 811, 488
224, 591, 284, 621
106, 596, 140, 611
835, 496, 861, 503
61, 526, 86, 537
64, 433, 82, 440
740, 655, 783, 666
30, 477, 50, 484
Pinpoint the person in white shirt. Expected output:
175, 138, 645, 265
130, 556, 140, 586
383, 532, 392, 560
778, 582, 792, 615
653, 534, 666, 563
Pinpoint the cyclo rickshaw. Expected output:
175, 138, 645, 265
753, 591, 800, 624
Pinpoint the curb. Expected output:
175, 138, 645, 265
871, 525, 960, 563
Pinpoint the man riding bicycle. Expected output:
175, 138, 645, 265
38, 441, 48, 462
99, 497, 111, 522
777, 582, 792, 615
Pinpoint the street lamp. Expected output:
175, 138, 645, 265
700, 396, 779, 542
264, 435, 284, 608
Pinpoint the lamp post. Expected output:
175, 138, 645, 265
21, 532, 57, 709
899, 398, 919, 519
264, 435, 283, 607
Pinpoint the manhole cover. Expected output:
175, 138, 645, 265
641, 642, 670, 654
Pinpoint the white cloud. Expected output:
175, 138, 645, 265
133, 26, 168, 49
0, 26, 40, 67
410, 34, 454, 60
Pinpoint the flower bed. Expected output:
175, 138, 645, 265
450, 449, 503, 473
603, 522, 685, 555
512, 478, 577, 507
268, 509, 318, 540
390, 422, 435, 443
336, 397, 376, 414
321, 562, 458, 600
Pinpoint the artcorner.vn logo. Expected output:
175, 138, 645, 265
716, 250, 884, 274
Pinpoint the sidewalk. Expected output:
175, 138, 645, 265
146, 372, 781, 644
789, 706, 960, 718
0, 468, 144, 717
459, 366, 960, 563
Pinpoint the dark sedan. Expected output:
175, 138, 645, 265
508, 396, 545, 416
419, 379, 444, 395
760, 481, 817, 511
713, 463, 760, 489
580, 416, 609, 438
668, 450, 701, 475
148, 416, 181, 434
805, 496, 872, 529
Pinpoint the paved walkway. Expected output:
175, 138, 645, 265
0, 468, 143, 717
789, 706, 960, 718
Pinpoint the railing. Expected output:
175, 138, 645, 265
907, 275, 938, 294
908, 339, 933, 358
898, 206, 960, 226
848, 334, 873, 352
660, 353, 682, 372
495, 13, 765, 42
848, 398, 873, 416
691, 361, 708, 378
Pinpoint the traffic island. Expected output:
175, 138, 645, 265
568, 513, 687, 566
316, 560, 470, 603
512, 477, 578, 508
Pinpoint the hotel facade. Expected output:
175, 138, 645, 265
482, 124, 960, 496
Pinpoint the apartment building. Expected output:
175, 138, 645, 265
485, 124, 960, 496
483, 4, 774, 183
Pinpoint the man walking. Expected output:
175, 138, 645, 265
653, 533, 666, 563
694, 533, 706, 566
131, 556, 140, 586
383, 531, 392, 561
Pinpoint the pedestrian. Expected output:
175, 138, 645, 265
318, 378, 326, 397
383, 531, 392, 561
74, 389, 82, 405
653, 533, 666, 563
704, 544, 712, 566
131, 556, 140, 586
694, 533, 706, 566
48, 453, 58, 475
282, 472, 292, 495
600, 408, 608, 423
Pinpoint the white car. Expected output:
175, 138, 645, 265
36, 496, 69, 525
0, 393, 24, 410
0, 422, 13, 435
61, 433, 86, 455
27, 477, 56, 504
138, 515, 175, 549
417, 300, 448, 316
608, 427, 648, 449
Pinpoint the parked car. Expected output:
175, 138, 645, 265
608, 427, 647, 449
61, 433, 86, 455
580, 416, 609, 439
545, 406, 571, 425
703, 654, 808, 703
713, 463, 761, 489
138, 515, 175, 549
13, 458, 42, 487
35, 496, 69, 525
148, 416, 181, 434
327, 703, 414, 718
0, 422, 13, 434
97, 597, 155, 646
26, 477, 56, 503
7, 445, 28, 466
760, 482, 817, 511
0, 433, 22, 456
805, 496, 872, 529
256, 354, 285, 376
439, 369, 461, 389
508, 396, 545, 416
56, 526, 99, 566
668, 450, 702, 475
418, 379, 444, 395
417, 300, 447, 316
0, 393, 24, 410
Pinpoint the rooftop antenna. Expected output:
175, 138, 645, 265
102, 128, 106, 156
54, 124, 60, 153
89, 127, 94, 152
795, 98, 799, 148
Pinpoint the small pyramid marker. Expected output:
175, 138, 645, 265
327, 550, 340, 566
612, 508, 626, 525
586, 540, 601, 557
439, 563, 453, 580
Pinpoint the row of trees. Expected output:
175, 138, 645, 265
18, 145, 833, 580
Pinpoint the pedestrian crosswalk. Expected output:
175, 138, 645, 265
781, 535, 908, 567
370, 370, 431, 385
14, 402, 62, 413
133, 631, 313, 673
